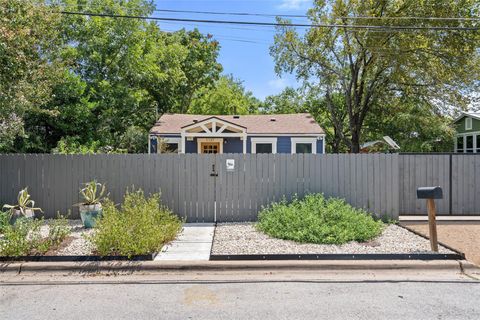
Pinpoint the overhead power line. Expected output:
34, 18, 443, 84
59, 11, 480, 31
55, 4, 480, 21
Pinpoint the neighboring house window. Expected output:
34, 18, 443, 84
466, 117, 472, 130
251, 138, 277, 154
159, 137, 181, 153
466, 135, 474, 153
477, 135, 480, 153
456, 136, 464, 153
291, 138, 317, 154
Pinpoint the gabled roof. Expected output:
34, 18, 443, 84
453, 112, 480, 123
150, 113, 325, 135
180, 116, 247, 130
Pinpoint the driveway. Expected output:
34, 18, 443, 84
401, 221, 480, 266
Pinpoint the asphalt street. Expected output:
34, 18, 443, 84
1, 273, 479, 320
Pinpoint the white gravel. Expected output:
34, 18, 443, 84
211, 223, 454, 255
40, 220, 95, 256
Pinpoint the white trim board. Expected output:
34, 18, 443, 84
251, 137, 277, 154
291, 137, 317, 154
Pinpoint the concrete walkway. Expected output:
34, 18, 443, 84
154, 223, 215, 261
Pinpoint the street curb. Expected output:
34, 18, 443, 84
1, 259, 477, 275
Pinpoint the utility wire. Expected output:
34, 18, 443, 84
53, 4, 480, 21
59, 11, 480, 31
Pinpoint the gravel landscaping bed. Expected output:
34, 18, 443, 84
40, 220, 95, 256
211, 223, 454, 255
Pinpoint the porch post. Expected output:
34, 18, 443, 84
180, 132, 185, 154
242, 134, 247, 154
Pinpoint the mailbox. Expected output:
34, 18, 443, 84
416, 186, 443, 200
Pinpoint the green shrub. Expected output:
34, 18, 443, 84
0, 214, 71, 257
257, 194, 384, 245
88, 189, 182, 257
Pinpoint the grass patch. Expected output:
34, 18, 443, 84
257, 194, 384, 245
88, 189, 182, 257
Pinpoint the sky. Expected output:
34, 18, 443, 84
153, 0, 313, 100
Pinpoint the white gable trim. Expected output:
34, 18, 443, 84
181, 117, 246, 134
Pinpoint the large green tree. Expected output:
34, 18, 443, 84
0, 0, 62, 151
188, 75, 260, 115
271, 0, 480, 153
16, 0, 222, 153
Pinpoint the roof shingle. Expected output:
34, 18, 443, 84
150, 113, 324, 135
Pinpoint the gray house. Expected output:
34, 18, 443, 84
149, 113, 325, 154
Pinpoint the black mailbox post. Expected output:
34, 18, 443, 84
416, 186, 443, 252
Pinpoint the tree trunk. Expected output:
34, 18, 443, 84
350, 127, 361, 153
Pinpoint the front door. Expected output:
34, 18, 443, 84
201, 142, 220, 154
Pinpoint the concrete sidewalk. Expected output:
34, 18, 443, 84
155, 223, 215, 261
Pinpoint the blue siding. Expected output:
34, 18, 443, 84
223, 137, 243, 153
317, 139, 324, 154
277, 137, 292, 153
149, 136, 158, 153
153, 134, 325, 154
185, 139, 197, 153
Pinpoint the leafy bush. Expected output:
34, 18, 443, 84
88, 190, 182, 257
0, 215, 71, 257
257, 194, 384, 245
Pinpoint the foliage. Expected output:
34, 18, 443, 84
363, 96, 456, 152
0, 215, 70, 257
189, 75, 260, 115
257, 194, 384, 245
271, 0, 480, 153
88, 189, 182, 257
0, 0, 63, 151
2, 188, 43, 217
9, 0, 222, 153
79, 181, 107, 205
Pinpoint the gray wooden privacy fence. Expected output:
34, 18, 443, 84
0, 153, 479, 222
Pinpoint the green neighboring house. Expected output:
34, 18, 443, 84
453, 112, 480, 153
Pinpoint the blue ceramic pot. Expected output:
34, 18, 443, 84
79, 204, 102, 228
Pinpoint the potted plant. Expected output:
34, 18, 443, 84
2, 188, 43, 224
77, 181, 106, 228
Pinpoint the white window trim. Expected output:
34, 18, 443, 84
197, 138, 224, 154
466, 117, 473, 130
158, 137, 182, 154
251, 137, 277, 154
456, 132, 480, 153
291, 137, 317, 154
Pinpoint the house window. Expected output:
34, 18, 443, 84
295, 143, 312, 154
466, 135, 474, 153
456, 136, 464, 153
291, 138, 317, 154
159, 137, 181, 153
466, 118, 472, 130
251, 138, 277, 154
477, 135, 480, 153
201, 142, 220, 154
255, 143, 273, 154
165, 143, 179, 153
